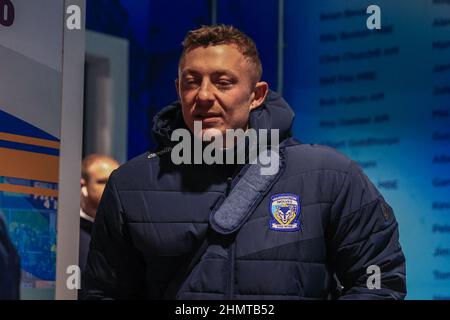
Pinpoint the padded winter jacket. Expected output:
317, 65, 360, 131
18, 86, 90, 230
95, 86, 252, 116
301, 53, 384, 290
83, 91, 407, 300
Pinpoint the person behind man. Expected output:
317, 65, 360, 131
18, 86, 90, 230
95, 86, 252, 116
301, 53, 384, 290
79, 154, 119, 272
0, 216, 20, 299
84, 25, 406, 299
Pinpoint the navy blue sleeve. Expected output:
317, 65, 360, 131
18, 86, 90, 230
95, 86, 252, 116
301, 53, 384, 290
82, 172, 146, 299
328, 161, 407, 299
0, 217, 20, 300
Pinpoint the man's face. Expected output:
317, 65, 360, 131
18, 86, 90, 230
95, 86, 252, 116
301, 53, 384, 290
84, 159, 119, 211
177, 44, 268, 139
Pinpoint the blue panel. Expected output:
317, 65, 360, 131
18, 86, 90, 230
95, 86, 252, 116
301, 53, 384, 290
86, 0, 211, 159
0, 109, 59, 142
0, 194, 57, 282
284, 0, 450, 299
0, 140, 59, 156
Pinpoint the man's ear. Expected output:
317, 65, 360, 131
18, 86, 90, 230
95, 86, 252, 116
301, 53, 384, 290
250, 81, 269, 111
81, 186, 88, 198
80, 178, 88, 197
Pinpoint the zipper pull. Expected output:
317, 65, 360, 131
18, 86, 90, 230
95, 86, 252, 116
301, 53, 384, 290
226, 177, 232, 196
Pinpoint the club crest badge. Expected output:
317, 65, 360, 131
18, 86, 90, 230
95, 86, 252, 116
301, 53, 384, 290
269, 193, 301, 231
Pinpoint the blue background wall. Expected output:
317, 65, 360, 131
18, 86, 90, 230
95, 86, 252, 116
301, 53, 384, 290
86, 0, 212, 159
86, 0, 279, 159
283, 0, 450, 299
86, 0, 450, 299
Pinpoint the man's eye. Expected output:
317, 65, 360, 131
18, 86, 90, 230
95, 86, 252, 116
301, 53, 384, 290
217, 80, 233, 87
183, 79, 199, 86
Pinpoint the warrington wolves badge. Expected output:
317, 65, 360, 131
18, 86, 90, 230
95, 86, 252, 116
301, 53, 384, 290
269, 193, 300, 231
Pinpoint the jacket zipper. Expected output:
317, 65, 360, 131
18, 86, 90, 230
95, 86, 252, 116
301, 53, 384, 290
225, 176, 235, 300
226, 177, 232, 197
228, 242, 236, 299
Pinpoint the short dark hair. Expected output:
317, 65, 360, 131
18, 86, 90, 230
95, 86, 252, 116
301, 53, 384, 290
180, 24, 263, 83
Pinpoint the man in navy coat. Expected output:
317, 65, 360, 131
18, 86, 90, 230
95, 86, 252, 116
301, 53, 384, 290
83, 25, 407, 300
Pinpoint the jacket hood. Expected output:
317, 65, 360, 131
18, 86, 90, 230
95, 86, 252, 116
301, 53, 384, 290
151, 90, 295, 148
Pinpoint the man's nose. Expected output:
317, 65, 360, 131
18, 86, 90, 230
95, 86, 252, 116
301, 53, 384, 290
197, 80, 214, 103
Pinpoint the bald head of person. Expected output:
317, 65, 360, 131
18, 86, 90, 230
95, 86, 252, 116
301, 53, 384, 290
81, 154, 119, 219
